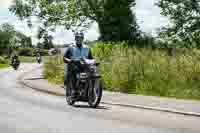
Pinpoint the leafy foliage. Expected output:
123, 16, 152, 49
18, 47, 34, 56
157, 0, 200, 47
43, 55, 64, 84
0, 23, 16, 50
0, 56, 7, 64
10, 0, 139, 41
43, 42, 200, 100
0, 23, 33, 56
0, 56, 9, 69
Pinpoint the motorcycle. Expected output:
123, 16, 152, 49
11, 58, 20, 70
36, 55, 42, 64
64, 58, 103, 108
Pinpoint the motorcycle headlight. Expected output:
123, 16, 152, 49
90, 65, 96, 72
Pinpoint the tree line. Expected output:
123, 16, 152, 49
0, 23, 32, 55
8, 0, 200, 48
0, 22, 55, 56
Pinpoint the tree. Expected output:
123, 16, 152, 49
37, 42, 43, 49
98, 0, 139, 41
36, 34, 54, 49
9, 0, 139, 41
18, 33, 33, 47
157, 0, 200, 47
0, 23, 16, 54
43, 34, 54, 49
0, 23, 34, 56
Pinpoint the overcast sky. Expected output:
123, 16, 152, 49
0, 0, 169, 45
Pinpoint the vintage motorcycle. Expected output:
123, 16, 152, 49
36, 53, 42, 64
36, 55, 42, 64
11, 57, 20, 70
64, 58, 103, 108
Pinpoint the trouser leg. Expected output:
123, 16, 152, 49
68, 64, 78, 92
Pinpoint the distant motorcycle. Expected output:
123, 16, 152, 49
11, 58, 20, 70
36, 55, 42, 64
65, 58, 103, 108
36, 53, 42, 64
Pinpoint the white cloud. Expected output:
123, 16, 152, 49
85, 23, 100, 41
0, 0, 13, 8
51, 26, 74, 44
136, 0, 169, 36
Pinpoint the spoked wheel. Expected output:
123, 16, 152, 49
88, 79, 102, 108
13, 66, 18, 70
64, 80, 75, 106
13, 64, 19, 70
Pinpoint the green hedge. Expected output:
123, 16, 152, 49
40, 49, 49, 56
0, 56, 7, 64
17, 48, 49, 56
18, 47, 34, 56
0, 56, 8, 68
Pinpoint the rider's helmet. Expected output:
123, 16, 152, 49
36, 48, 41, 54
75, 32, 84, 40
75, 32, 84, 47
11, 53, 18, 63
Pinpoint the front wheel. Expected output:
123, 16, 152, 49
64, 81, 75, 106
88, 79, 102, 108
12, 64, 19, 70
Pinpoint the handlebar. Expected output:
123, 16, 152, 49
71, 59, 100, 66
71, 59, 81, 64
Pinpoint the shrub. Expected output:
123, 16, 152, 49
33, 49, 49, 56
18, 47, 34, 56
43, 56, 64, 84
0, 49, 4, 55
41, 49, 49, 56
0, 56, 7, 64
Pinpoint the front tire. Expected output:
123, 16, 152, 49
64, 82, 75, 106
88, 79, 102, 108
13, 64, 19, 70
38, 59, 42, 64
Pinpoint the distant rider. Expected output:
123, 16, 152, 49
11, 53, 19, 64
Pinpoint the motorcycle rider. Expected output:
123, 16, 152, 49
36, 51, 42, 62
63, 32, 93, 97
11, 53, 20, 66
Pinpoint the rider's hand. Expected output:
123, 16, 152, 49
70, 59, 77, 64
68, 59, 72, 63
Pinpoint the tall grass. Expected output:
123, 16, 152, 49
43, 56, 64, 84
43, 42, 200, 100
92, 42, 200, 100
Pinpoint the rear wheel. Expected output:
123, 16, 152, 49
88, 79, 102, 108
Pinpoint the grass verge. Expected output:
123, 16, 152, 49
0, 63, 9, 69
19, 56, 36, 62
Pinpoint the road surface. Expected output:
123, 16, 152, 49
0, 64, 199, 133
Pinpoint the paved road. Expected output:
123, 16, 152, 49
0, 64, 200, 133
